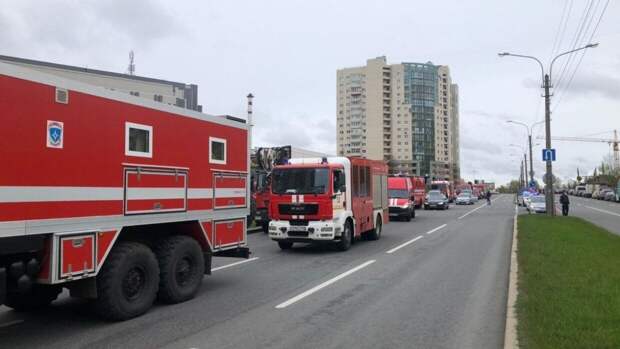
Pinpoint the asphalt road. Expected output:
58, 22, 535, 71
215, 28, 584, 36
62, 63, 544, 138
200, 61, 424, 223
563, 195, 620, 235
0, 195, 514, 349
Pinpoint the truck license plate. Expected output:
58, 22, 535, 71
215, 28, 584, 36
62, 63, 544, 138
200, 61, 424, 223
288, 226, 306, 232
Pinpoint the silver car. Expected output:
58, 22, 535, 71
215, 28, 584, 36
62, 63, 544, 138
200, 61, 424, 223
527, 195, 546, 213
456, 193, 475, 205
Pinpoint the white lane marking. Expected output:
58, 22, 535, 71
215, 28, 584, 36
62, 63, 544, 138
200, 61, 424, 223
426, 223, 447, 235
211, 257, 259, 272
275, 260, 376, 309
457, 196, 502, 220
386, 235, 423, 254
0, 320, 24, 329
458, 203, 487, 219
584, 206, 620, 218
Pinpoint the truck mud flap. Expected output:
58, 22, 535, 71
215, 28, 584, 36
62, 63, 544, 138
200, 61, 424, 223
213, 247, 251, 259
204, 252, 212, 275
0, 267, 6, 305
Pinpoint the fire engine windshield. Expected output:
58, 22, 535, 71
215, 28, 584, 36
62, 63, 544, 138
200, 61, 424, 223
272, 168, 329, 195
388, 189, 409, 198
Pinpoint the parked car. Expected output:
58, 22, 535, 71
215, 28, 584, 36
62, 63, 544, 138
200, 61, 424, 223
526, 195, 547, 213
597, 188, 613, 200
522, 191, 534, 207
516, 192, 524, 206
604, 190, 617, 202
424, 190, 450, 210
456, 192, 475, 205
575, 185, 586, 197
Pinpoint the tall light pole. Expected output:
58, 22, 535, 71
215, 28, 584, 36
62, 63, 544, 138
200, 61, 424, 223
510, 154, 524, 188
509, 144, 528, 186
507, 120, 545, 184
499, 43, 599, 216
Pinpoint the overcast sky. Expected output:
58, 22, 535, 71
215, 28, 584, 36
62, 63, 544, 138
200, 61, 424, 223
2, 0, 618, 185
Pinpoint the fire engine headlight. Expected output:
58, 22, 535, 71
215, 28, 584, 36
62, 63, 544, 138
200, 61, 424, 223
321, 227, 333, 232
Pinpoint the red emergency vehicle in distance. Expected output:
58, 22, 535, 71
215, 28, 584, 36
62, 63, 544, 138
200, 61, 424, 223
387, 176, 416, 221
411, 176, 426, 208
472, 183, 486, 199
0, 62, 249, 320
431, 180, 455, 202
268, 157, 388, 251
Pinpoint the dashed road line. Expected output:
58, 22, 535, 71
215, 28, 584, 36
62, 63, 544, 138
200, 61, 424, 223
457, 197, 502, 220
386, 236, 424, 254
275, 260, 376, 309
426, 223, 447, 235
211, 257, 260, 272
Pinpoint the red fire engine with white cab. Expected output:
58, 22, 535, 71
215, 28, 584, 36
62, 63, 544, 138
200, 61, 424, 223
0, 62, 250, 320
268, 157, 388, 251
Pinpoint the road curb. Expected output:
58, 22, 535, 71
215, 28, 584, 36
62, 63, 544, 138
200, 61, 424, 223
247, 227, 263, 234
504, 205, 519, 349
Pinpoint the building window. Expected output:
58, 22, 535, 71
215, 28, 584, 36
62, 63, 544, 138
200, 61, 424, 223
209, 137, 227, 164
125, 122, 153, 158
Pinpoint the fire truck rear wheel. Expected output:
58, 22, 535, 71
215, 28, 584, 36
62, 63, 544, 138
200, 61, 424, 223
155, 235, 205, 304
278, 241, 294, 250
337, 221, 353, 251
4, 284, 62, 312
94, 242, 159, 321
366, 216, 382, 241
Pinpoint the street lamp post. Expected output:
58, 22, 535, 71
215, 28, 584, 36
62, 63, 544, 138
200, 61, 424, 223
509, 143, 529, 186
507, 120, 545, 183
499, 43, 599, 216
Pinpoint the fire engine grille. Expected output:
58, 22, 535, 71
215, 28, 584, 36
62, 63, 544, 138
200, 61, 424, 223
287, 231, 309, 237
279, 203, 318, 215
289, 220, 309, 226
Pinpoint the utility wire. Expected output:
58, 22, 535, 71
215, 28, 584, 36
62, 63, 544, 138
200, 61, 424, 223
553, 0, 609, 112
549, 0, 570, 59
554, 0, 574, 58
553, 0, 595, 89
555, 0, 600, 91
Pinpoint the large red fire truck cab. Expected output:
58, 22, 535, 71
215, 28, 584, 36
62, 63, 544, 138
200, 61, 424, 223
0, 63, 250, 320
268, 157, 388, 251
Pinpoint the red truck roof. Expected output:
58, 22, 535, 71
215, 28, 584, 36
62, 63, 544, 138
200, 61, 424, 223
388, 177, 411, 190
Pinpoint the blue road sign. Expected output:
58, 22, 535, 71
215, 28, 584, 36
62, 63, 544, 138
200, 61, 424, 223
542, 148, 556, 162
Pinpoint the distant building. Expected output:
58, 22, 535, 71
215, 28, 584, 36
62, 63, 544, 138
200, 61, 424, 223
336, 56, 460, 181
0, 55, 202, 111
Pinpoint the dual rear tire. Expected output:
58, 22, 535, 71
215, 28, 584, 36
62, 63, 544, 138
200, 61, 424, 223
95, 236, 204, 321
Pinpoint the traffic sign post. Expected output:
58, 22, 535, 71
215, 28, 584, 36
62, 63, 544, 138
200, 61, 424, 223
542, 148, 556, 162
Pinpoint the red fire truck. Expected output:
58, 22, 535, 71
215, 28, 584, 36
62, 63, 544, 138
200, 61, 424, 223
0, 63, 250, 320
431, 180, 455, 202
268, 157, 388, 251
250, 146, 292, 233
411, 176, 426, 208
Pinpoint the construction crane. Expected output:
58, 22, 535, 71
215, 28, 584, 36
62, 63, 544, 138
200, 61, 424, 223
539, 130, 619, 170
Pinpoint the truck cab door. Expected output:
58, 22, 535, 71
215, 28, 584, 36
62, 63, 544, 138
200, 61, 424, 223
332, 169, 346, 214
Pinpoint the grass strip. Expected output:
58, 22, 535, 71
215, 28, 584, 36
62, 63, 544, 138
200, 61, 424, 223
517, 215, 620, 348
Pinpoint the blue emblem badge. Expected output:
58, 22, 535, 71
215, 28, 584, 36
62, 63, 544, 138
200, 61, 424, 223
47, 121, 64, 148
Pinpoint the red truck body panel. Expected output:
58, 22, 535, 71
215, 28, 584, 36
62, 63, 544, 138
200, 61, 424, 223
0, 63, 249, 285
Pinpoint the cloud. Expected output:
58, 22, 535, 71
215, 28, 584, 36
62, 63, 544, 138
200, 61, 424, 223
0, 0, 184, 57
557, 73, 620, 99
253, 113, 336, 155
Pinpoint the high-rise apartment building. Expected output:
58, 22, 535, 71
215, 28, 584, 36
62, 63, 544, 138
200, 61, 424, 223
336, 56, 460, 181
